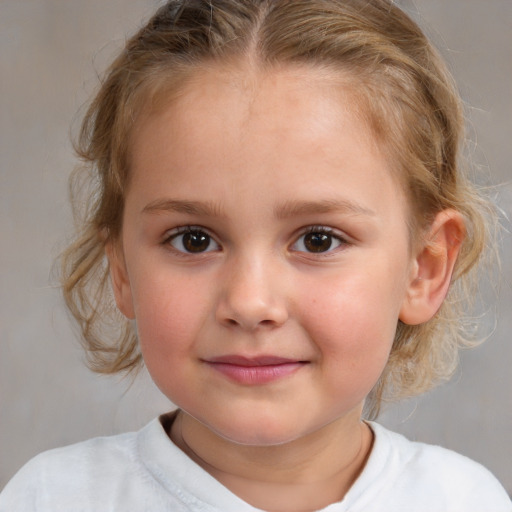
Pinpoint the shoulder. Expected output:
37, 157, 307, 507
362, 422, 512, 512
8, 427, 137, 476
0, 427, 149, 511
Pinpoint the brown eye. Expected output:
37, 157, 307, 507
303, 232, 332, 253
169, 229, 219, 253
292, 228, 344, 254
182, 232, 210, 252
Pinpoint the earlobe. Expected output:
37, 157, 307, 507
399, 210, 465, 326
105, 240, 136, 320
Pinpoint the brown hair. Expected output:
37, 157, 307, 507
61, 0, 496, 418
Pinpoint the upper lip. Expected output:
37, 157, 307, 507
204, 355, 304, 366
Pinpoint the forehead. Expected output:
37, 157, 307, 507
131, 64, 380, 167
127, 63, 407, 221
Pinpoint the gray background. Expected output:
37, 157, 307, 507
1, 0, 511, 495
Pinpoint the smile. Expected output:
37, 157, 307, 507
203, 355, 308, 385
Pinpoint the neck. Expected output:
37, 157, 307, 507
169, 411, 374, 512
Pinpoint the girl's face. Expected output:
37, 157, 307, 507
113, 65, 416, 445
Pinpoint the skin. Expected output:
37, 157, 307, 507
108, 63, 464, 511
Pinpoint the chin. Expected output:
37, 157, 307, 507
205, 413, 312, 447
219, 428, 302, 447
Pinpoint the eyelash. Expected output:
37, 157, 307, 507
163, 226, 220, 255
162, 225, 349, 256
291, 226, 349, 256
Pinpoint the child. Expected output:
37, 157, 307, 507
1, 0, 510, 510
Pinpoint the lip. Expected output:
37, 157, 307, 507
203, 355, 308, 385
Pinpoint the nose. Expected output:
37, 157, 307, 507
215, 253, 289, 331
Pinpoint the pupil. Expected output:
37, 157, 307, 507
183, 232, 210, 252
304, 232, 332, 252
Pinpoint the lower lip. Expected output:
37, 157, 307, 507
205, 362, 306, 385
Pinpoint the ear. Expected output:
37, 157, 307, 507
399, 209, 465, 325
105, 240, 136, 320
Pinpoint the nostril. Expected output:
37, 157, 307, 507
216, 293, 289, 330
223, 317, 279, 329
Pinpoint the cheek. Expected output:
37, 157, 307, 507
302, 272, 400, 342
131, 274, 213, 405
298, 271, 400, 384
131, 273, 209, 362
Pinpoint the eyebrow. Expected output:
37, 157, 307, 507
274, 199, 376, 219
142, 199, 225, 217
142, 197, 375, 219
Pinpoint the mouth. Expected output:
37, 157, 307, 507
202, 355, 309, 385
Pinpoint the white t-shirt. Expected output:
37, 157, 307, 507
1, 412, 510, 512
